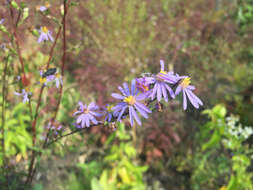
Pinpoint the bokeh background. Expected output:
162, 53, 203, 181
0, 0, 253, 189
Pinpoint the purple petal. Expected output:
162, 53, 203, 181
48, 32, 54, 42
183, 90, 187, 110
130, 106, 141, 126
134, 104, 148, 119
14, 92, 21, 96
151, 83, 158, 100
37, 34, 44, 43
161, 83, 168, 102
186, 89, 203, 106
78, 101, 85, 111
157, 83, 162, 102
135, 102, 151, 113
86, 117, 90, 127
118, 86, 127, 96
111, 93, 125, 100
88, 102, 96, 109
88, 114, 98, 125
131, 79, 136, 96
185, 89, 199, 109
164, 84, 175, 99
129, 107, 134, 126
187, 85, 196, 90
123, 82, 130, 96
175, 85, 182, 96
117, 105, 128, 121
160, 60, 165, 71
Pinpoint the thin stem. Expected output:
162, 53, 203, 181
47, 124, 104, 147
25, 0, 68, 184
9, 4, 26, 82
1, 55, 10, 189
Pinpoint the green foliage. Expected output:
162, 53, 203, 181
65, 123, 148, 190
237, 0, 253, 30
190, 105, 253, 190
0, 101, 32, 166
98, 123, 148, 190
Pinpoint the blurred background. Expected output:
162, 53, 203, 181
0, 0, 253, 189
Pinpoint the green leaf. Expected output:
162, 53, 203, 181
91, 178, 104, 190
202, 130, 221, 151
11, 1, 20, 10
227, 175, 238, 190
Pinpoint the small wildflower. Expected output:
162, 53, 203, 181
37, 26, 54, 43
112, 79, 151, 126
14, 89, 31, 103
36, 2, 50, 12
73, 101, 102, 128
175, 76, 203, 110
0, 19, 4, 25
150, 60, 178, 102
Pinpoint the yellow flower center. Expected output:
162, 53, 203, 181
84, 109, 89, 114
180, 77, 191, 89
124, 96, 136, 105
107, 105, 114, 112
42, 26, 48, 33
45, 2, 51, 8
56, 73, 61, 78
39, 77, 47, 84
156, 71, 167, 82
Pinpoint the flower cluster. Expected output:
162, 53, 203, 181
72, 60, 203, 128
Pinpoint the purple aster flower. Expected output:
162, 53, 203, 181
37, 26, 54, 43
73, 101, 102, 128
14, 89, 31, 103
0, 19, 4, 25
175, 77, 203, 110
150, 60, 178, 102
112, 79, 152, 126
39, 6, 47, 12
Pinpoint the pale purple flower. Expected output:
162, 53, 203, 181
0, 19, 4, 25
150, 60, 178, 102
14, 89, 31, 103
175, 77, 203, 110
74, 101, 102, 128
38, 26, 54, 43
39, 6, 47, 12
112, 79, 152, 126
